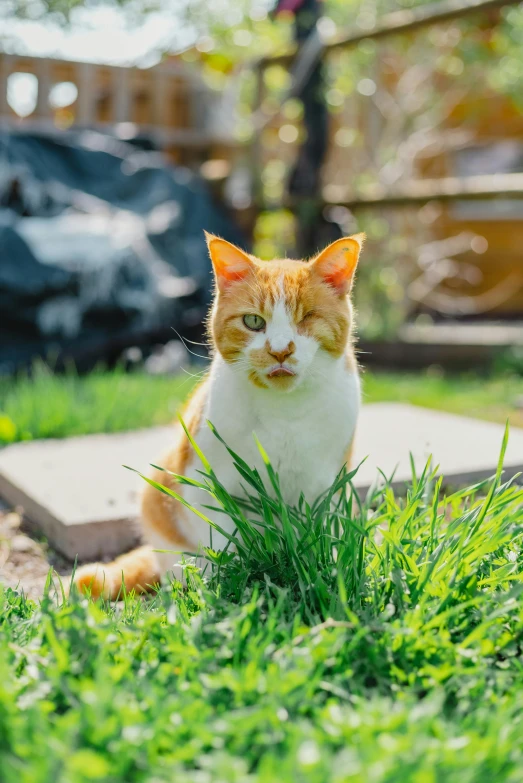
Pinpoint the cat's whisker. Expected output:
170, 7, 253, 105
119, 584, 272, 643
180, 366, 208, 381
170, 327, 210, 361
170, 327, 210, 349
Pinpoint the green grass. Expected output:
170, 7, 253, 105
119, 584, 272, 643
362, 370, 523, 429
2, 427, 523, 782
0, 363, 522, 445
0, 363, 196, 444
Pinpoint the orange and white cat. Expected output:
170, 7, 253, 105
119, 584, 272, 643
73, 231, 364, 599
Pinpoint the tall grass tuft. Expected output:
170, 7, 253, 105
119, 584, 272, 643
138, 424, 523, 679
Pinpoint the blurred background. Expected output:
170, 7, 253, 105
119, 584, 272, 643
1, 0, 523, 410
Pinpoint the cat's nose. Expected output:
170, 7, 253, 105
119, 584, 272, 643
268, 342, 295, 364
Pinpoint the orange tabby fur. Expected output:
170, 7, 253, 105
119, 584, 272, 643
73, 380, 208, 599
73, 233, 364, 599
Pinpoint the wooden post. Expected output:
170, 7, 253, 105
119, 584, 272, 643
152, 69, 167, 127
249, 64, 265, 208
77, 63, 96, 126
112, 66, 131, 124
0, 55, 11, 118
34, 57, 52, 120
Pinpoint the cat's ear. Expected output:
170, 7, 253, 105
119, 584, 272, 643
312, 233, 365, 295
205, 232, 255, 292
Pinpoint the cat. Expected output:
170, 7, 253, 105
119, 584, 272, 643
73, 231, 364, 599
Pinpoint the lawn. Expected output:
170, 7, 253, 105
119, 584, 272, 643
1, 363, 522, 780
1, 363, 522, 444
362, 370, 523, 429
2, 434, 523, 782
0, 363, 195, 444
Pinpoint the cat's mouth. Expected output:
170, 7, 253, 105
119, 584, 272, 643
267, 365, 296, 378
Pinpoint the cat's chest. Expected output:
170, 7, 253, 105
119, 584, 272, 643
197, 368, 360, 505
238, 416, 339, 503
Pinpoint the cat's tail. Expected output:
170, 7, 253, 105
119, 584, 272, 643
72, 545, 160, 600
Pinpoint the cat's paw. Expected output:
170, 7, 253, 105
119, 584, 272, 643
72, 563, 118, 600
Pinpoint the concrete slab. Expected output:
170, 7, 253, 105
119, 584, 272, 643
0, 404, 522, 560
0, 427, 174, 561
353, 404, 523, 493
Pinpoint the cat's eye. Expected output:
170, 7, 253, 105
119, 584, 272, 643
243, 314, 266, 332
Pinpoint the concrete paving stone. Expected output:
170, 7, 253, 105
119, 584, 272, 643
0, 404, 522, 560
353, 403, 523, 492
0, 427, 174, 561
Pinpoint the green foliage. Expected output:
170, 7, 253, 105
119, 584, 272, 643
0, 362, 196, 444
495, 346, 523, 377
362, 370, 523, 429
1, 364, 521, 445
488, 5, 523, 107
3, 0, 151, 23
254, 209, 296, 260
2, 428, 523, 781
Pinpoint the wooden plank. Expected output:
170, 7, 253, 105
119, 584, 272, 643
320, 173, 523, 209
0, 116, 238, 148
260, 0, 519, 67
398, 321, 523, 346
357, 337, 512, 370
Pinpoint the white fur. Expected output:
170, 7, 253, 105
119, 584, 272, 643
152, 343, 360, 577
265, 297, 294, 353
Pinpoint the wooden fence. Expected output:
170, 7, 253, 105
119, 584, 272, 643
0, 52, 237, 162
253, 0, 523, 212
251, 0, 523, 320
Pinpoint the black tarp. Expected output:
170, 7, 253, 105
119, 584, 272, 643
0, 129, 245, 372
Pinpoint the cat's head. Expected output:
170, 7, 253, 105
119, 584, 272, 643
206, 232, 364, 391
